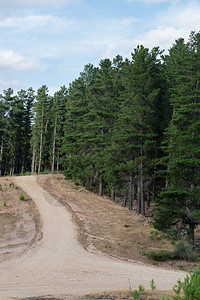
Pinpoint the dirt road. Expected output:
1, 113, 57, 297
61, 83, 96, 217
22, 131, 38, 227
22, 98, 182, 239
0, 176, 186, 299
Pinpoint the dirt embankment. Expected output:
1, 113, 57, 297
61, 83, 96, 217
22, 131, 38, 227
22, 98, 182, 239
0, 177, 41, 263
37, 174, 198, 272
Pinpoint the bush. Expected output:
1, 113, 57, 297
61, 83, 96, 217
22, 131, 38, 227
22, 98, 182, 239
150, 279, 156, 290
19, 193, 25, 201
131, 290, 140, 299
172, 242, 196, 261
173, 266, 200, 299
146, 250, 171, 261
196, 257, 200, 262
138, 284, 145, 292
161, 296, 170, 300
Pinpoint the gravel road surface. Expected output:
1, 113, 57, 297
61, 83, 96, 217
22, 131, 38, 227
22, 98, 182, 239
0, 176, 186, 299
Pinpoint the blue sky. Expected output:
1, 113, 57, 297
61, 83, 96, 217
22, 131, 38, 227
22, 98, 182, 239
0, 0, 200, 95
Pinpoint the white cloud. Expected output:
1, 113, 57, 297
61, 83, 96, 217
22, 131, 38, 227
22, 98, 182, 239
161, 1, 200, 29
0, 80, 21, 91
0, 15, 73, 32
0, 0, 74, 9
121, 1, 200, 54
134, 27, 186, 51
0, 49, 44, 72
102, 1, 200, 58
48, 86, 62, 96
126, 0, 168, 3
102, 39, 135, 59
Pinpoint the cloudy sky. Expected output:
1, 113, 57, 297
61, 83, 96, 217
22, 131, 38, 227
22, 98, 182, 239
0, 0, 200, 95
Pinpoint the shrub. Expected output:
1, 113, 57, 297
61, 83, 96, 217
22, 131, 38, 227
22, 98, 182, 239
131, 290, 140, 299
150, 279, 156, 290
19, 193, 25, 201
173, 266, 200, 299
146, 250, 171, 261
138, 284, 145, 292
161, 296, 170, 300
196, 257, 200, 263
172, 242, 196, 261
3, 201, 6, 207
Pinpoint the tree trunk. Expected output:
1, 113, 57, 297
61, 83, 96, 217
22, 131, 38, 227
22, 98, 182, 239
129, 173, 133, 210
137, 180, 141, 214
188, 222, 195, 246
111, 186, 115, 201
165, 163, 170, 188
31, 141, 36, 174
56, 150, 59, 173
147, 188, 150, 208
38, 126, 43, 174
10, 144, 16, 176
52, 123, 56, 172
99, 173, 103, 196
140, 161, 145, 215
123, 194, 127, 207
0, 139, 3, 177
188, 180, 195, 245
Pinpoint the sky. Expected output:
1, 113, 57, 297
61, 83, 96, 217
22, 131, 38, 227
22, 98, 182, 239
0, 0, 200, 95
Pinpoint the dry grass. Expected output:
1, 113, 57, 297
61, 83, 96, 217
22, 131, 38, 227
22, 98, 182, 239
83, 289, 176, 300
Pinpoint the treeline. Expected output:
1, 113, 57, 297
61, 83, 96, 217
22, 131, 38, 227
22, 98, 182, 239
0, 31, 200, 243
62, 46, 170, 217
0, 86, 67, 176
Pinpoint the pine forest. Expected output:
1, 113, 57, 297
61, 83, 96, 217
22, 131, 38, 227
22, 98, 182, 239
1, 31, 200, 244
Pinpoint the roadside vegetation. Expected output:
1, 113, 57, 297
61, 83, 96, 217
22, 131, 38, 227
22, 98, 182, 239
84, 266, 200, 299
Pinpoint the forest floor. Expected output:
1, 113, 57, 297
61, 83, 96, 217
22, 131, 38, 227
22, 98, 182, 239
37, 174, 199, 273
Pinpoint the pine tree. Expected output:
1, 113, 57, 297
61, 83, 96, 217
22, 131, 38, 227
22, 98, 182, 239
51, 86, 67, 172
154, 32, 200, 244
32, 85, 51, 174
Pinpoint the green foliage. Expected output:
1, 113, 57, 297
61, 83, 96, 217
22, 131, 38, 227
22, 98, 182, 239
155, 31, 200, 244
150, 279, 156, 290
131, 290, 140, 299
0, 88, 35, 176
3, 201, 6, 207
196, 257, 200, 262
172, 242, 196, 262
138, 285, 145, 292
161, 296, 171, 300
150, 229, 159, 238
146, 250, 171, 261
19, 193, 25, 201
172, 266, 200, 299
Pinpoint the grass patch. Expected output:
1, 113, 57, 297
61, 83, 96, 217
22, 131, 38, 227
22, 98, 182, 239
172, 242, 196, 262
146, 250, 172, 261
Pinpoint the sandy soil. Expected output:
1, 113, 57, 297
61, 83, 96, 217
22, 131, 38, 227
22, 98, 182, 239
0, 177, 41, 264
0, 175, 186, 300
37, 174, 198, 272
